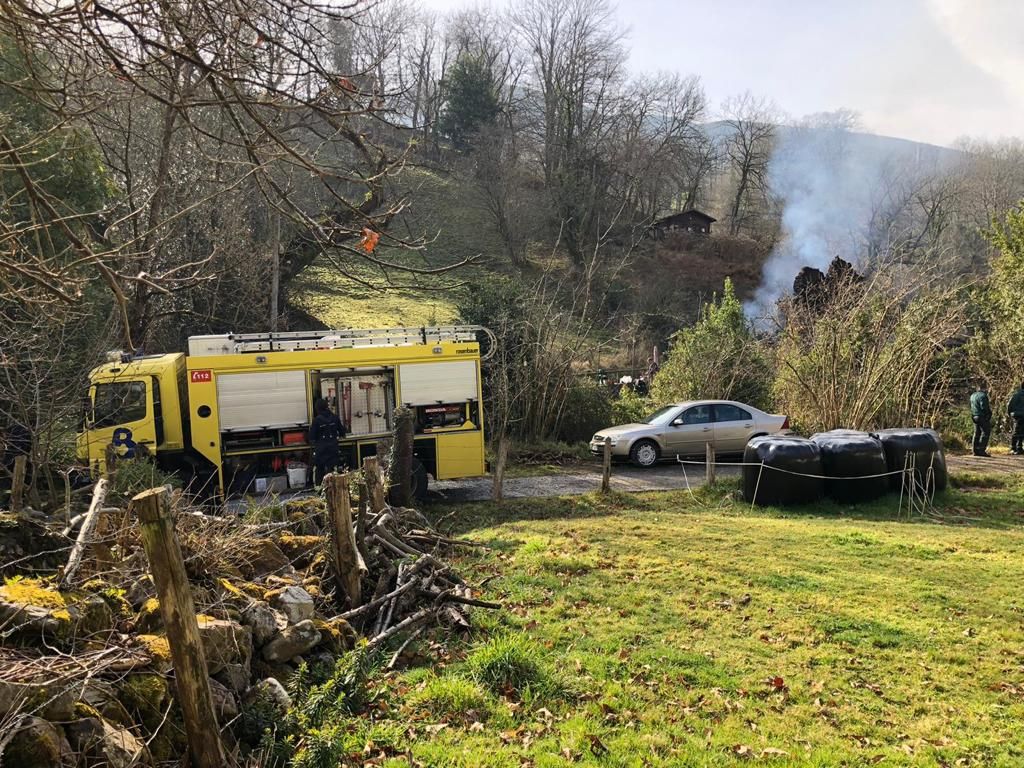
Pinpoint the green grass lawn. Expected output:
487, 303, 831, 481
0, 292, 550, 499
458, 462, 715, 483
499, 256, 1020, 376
340, 474, 1024, 768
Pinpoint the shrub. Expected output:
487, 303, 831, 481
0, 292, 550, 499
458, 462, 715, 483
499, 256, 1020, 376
555, 380, 612, 443
651, 278, 770, 408
611, 389, 652, 425
773, 271, 966, 433
108, 457, 180, 504
967, 201, 1024, 411
289, 648, 378, 723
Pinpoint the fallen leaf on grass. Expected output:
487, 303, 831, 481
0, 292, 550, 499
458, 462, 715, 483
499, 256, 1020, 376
587, 735, 609, 756
760, 747, 789, 758
424, 723, 448, 736
500, 727, 523, 743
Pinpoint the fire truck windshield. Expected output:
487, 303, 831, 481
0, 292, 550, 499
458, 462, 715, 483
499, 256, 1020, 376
92, 381, 147, 427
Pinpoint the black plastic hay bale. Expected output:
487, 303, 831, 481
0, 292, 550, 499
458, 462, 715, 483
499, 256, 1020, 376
743, 436, 824, 506
809, 430, 890, 503
876, 428, 947, 493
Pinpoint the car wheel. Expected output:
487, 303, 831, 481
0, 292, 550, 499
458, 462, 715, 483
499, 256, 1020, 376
630, 440, 660, 468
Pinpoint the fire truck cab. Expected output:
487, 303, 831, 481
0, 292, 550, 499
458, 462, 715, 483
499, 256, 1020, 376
76, 327, 488, 499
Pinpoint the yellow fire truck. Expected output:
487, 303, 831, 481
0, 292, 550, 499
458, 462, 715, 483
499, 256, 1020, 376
76, 327, 489, 499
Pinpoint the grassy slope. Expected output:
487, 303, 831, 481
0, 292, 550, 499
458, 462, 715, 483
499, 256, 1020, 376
289, 168, 771, 332
289, 168, 504, 328
371, 475, 1024, 767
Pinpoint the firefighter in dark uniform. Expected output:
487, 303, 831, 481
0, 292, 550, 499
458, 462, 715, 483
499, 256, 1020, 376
969, 381, 992, 457
1008, 382, 1024, 455
310, 398, 346, 485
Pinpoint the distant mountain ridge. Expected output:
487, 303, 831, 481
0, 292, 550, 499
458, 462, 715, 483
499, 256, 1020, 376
702, 120, 961, 168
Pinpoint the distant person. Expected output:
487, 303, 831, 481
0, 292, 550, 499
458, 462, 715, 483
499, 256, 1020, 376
969, 381, 992, 457
310, 398, 346, 485
645, 356, 660, 380
1008, 382, 1024, 455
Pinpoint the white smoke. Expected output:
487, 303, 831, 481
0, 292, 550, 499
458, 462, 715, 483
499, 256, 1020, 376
747, 111, 945, 320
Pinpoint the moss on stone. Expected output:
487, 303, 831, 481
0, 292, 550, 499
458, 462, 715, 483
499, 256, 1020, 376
5, 717, 69, 768
277, 533, 322, 564
314, 617, 357, 654
136, 633, 172, 668
0, 577, 113, 641
118, 673, 169, 732
135, 597, 162, 633
74, 701, 103, 719
1, 577, 69, 610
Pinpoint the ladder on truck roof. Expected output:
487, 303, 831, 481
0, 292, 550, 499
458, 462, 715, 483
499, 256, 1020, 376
187, 326, 492, 356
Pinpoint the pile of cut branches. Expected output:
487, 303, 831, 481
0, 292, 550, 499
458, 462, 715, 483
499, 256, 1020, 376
319, 463, 498, 661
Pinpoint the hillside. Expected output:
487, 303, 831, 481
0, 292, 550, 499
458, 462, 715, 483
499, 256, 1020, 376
291, 168, 771, 337
290, 122, 954, 335
289, 168, 507, 329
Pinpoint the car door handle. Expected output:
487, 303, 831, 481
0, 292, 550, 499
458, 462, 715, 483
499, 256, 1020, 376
743, 423, 753, 428
702, 427, 711, 432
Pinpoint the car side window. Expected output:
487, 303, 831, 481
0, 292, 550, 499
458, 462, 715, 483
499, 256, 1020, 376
715, 404, 752, 422
681, 405, 713, 425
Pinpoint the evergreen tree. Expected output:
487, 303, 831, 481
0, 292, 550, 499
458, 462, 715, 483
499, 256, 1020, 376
439, 54, 500, 150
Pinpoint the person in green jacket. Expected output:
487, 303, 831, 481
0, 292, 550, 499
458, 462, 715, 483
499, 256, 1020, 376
1009, 382, 1024, 455
970, 382, 993, 457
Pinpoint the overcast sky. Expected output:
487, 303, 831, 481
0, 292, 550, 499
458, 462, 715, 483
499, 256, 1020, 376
418, 0, 1024, 147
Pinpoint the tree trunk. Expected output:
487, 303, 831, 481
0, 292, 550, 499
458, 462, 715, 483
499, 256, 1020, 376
390, 407, 415, 508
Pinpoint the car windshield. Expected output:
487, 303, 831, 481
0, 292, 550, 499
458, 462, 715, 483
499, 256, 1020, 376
642, 406, 681, 425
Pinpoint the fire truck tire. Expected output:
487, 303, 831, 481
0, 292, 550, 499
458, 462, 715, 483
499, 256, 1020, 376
411, 458, 429, 502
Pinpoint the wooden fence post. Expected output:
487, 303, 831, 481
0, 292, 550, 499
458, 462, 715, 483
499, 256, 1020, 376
362, 457, 387, 514
10, 455, 27, 515
131, 487, 227, 768
492, 435, 508, 502
601, 437, 612, 494
705, 443, 716, 486
324, 473, 366, 608
390, 407, 415, 508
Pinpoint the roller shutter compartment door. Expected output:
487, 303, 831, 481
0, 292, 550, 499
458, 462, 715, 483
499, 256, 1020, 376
398, 361, 478, 406
217, 370, 308, 430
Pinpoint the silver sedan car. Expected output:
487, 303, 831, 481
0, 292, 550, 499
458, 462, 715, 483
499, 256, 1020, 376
589, 400, 791, 467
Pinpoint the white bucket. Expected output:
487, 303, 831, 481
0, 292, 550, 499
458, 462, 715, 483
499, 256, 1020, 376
287, 464, 308, 489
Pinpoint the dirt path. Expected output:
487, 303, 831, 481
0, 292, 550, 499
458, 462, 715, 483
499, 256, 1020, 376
946, 453, 1024, 475
429, 462, 740, 503
429, 454, 1021, 503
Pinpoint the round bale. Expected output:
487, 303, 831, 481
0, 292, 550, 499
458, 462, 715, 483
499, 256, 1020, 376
876, 428, 947, 493
809, 430, 890, 503
743, 435, 824, 506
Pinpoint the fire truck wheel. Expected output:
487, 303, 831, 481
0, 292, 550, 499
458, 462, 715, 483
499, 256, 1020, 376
411, 458, 429, 502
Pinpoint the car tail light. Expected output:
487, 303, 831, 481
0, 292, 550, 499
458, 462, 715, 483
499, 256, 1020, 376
781, 416, 790, 430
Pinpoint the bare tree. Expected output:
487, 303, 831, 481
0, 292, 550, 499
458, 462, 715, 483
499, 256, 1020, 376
721, 92, 778, 236
513, 0, 626, 267
0, 0, 471, 348
612, 73, 708, 220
